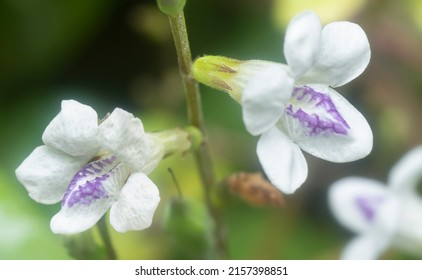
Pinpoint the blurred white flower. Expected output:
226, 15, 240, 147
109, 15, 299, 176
193, 11, 372, 194
329, 146, 422, 259
16, 100, 163, 234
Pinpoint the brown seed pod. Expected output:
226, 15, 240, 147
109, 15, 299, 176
225, 172, 285, 207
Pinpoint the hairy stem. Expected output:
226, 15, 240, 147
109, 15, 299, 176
169, 12, 227, 259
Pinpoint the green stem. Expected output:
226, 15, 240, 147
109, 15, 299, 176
169, 14, 202, 129
97, 216, 117, 260
168, 12, 227, 259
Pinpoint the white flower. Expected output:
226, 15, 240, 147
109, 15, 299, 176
193, 11, 372, 194
328, 146, 422, 259
15, 100, 163, 234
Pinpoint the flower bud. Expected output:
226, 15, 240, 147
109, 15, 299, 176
162, 198, 214, 258
63, 231, 107, 259
156, 0, 186, 17
192, 55, 280, 102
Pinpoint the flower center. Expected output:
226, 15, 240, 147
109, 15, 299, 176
62, 154, 125, 208
355, 195, 385, 222
285, 86, 350, 136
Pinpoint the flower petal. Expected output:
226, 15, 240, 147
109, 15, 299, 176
256, 126, 308, 194
280, 84, 372, 162
97, 108, 149, 171
50, 160, 131, 234
284, 10, 322, 78
388, 146, 422, 193
392, 195, 422, 257
341, 231, 389, 260
42, 100, 99, 157
15, 145, 88, 204
328, 177, 388, 234
341, 196, 400, 259
242, 64, 294, 136
300, 21, 370, 87
109, 172, 160, 233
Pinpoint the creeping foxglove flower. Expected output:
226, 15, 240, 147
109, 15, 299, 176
16, 100, 191, 234
329, 146, 422, 259
193, 10, 372, 194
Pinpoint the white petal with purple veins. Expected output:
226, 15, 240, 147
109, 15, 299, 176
281, 84, 372, 162
50, 159, 131, 234
328, 177, 388, 234
341, 195, 401, 259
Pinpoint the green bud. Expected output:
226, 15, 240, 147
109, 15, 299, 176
162, 198, 214, 258
192, 56, 242, 102
156, 0, 186, 17
192, 55, 279, 103
62, 231, 107, 259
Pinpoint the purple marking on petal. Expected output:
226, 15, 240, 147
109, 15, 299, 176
286, 86, 350, 136
62, 155, 118, 208
355, 195, 385, 222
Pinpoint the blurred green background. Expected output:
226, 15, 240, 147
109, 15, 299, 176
1, 0, 422, 259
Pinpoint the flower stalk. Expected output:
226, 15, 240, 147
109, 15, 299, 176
97, 216, 117, 260
167, 11, 227, 258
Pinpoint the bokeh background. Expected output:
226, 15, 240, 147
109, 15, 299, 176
1, 0, 422, 259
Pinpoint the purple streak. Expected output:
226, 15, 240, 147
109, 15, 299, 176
62, 155, 118, 208
286, 86, 350, 136
355, 195, 385, 222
